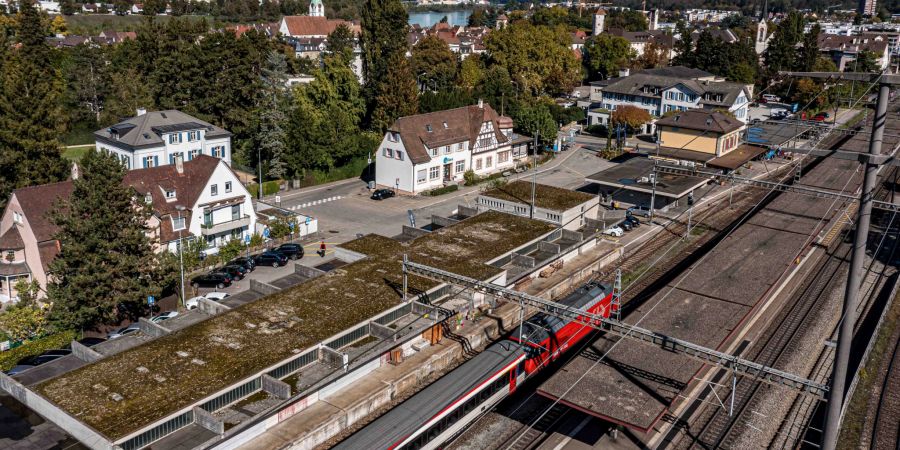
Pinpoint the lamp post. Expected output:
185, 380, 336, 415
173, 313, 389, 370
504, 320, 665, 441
176, 205, 186, 307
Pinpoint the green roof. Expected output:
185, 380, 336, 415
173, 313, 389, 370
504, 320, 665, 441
481, 181, 596, 212
36, 211, 554, 440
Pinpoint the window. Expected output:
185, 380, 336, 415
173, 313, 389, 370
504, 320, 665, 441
486, 156, 492, 168
165, 189, 176, 199
121, 155, 131, 169
425, 124, 432, 132
430, 147, 438, 157
417, 169, 427, 184
188, 149, 200, 161
384, 148, 394, 158
168, 133, 182, 144
456, 143, 464, 152
203, 210, 212, 226
429, 166, 439, 180
444, 146, 451, 154
498, 151, 510, 163
455, 160, 465, 173
397, 151, 404, 161
387, 132, 398, 142
143, 155, 158, 168
5, 250, 14, 261
225, 181, 232, 193
187, 131, 199, 142
12, 212, 22, 224
211, 146, 226, 158
475, 158, 482, 170
232, 205, 240, 220
172, 216, 186, 231
211, 184, 218, 196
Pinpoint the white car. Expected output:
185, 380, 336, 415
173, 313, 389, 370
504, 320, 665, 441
762, 94, 781, 103
108, 323, 140, 339
186, 292, 230, 310
151, 311, 179, 323
186, 296, 205, 310
205, 292, 230, 301
603, 226, 624, 237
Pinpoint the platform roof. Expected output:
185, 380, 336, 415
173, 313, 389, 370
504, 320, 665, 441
706, 144, 768, 170
480, 180, 596, 211
34, 211, 554, 440
585, 157, 708, 199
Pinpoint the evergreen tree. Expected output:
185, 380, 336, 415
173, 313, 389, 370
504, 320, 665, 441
326, 23, 355, 58
360, 0, 411, 127
258, 51, 289, 180
369, 52, 418, 132
672, 20, 694, 67
48, 150, 159, 330
763, 11, 805, 75
797, 24, 820, 72
0, 0, 67, 208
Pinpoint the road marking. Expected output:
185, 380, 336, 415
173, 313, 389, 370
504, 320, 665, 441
290, 196, 343, 210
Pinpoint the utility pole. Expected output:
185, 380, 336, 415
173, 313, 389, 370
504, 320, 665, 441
823, 81, 890, 450
531, 130, 539, 219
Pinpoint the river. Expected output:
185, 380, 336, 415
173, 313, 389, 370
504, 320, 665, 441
407, 9, 473, 27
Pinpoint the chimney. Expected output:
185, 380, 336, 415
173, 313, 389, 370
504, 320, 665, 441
136, 107, 147, 116
175, 153, 184, 175
478, 98, 484, 109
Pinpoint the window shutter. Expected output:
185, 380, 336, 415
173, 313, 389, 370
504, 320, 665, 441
143, 157, 147, 168
154, 155, 159, 167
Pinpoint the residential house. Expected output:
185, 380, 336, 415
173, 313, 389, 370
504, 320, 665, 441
818, 33, 891, 71
376, 101, 519, 194
408, 23, 490, 60
94, 109, 232, 170
653, 109, 746, 164
279, 14, 364, 81
607, 27, 675, 59
587, 66, 752, 133
0, 155, 256, 303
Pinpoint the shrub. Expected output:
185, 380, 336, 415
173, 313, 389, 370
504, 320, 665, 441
423, 184, 459, 196
246, 180, 281, 197
585, 124, 608, 136
0, 330, 77, 372
463, 169, 477, 186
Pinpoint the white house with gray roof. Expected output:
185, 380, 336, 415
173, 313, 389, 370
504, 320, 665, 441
587, 67, 752, 134
94, 109, 232, 170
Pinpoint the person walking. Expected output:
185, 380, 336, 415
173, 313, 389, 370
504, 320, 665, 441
318, 240, 326, 257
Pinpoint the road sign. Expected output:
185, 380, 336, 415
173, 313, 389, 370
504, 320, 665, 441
263, 227, 270, 238
245, 235, 251, 244
289, 221, 295, 230
275, 195, 281, 204
305, 216, 311, 225
147, 295, 155, 306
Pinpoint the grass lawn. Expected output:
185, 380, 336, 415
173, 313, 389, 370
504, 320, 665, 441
62, 146, 91, 162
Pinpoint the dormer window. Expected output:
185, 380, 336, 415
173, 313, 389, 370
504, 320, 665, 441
442, 122, 448, 129
168, 133, 182, 144
165, 189, 176, 200
144, 193, 153, 204
426, 124, 432, 132
172, 216, 186, 231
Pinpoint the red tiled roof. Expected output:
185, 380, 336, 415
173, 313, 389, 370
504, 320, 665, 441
281, 16, 360, 37
0, 225, 25, 250
12, 181, 74, 243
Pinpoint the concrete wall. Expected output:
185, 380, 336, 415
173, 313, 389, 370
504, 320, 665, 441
658, 126, 721, 155
250, 279, 281, 296
430, 215, 460, 228
319, 345, 347, 369
538, 241, 561, 255
71, 340, 103, 363
294, 263, 325, 280
199, 297, 230, 315
138, 317, 170, 338
262, 375, 291, 400
334, 247, 367, 264
369, 322, 395, 340
193, 406, 225, 434
0, 373, 114, 450
511, 253, 535, 268
457, 205, 478, 218
401, 226, 430, 240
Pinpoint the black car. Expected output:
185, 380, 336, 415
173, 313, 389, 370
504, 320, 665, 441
619, 220, 633, 232
371, 189, 395, 200
42, 349, 72, 357
217, 265, 247, 280
624, 216, 641, 228
276, 243, 304, 260
254, 251, 289, 268
229, 257, 256, 272
76, 337, 106, 348
18, 353, 65, 367
191, 272, 232, 289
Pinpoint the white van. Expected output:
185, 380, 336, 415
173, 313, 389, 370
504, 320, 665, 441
762, 94, 781, 103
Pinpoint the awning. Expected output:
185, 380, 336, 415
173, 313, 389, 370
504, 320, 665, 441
707, 144, 768, 171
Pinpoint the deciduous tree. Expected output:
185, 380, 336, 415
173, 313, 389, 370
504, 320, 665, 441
484, 22, 581, 95
411, 35, 458, 91
610, 105, 651, 135
584, 34, 635, 80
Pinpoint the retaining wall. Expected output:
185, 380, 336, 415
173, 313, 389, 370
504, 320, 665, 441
250, 279, 281, 296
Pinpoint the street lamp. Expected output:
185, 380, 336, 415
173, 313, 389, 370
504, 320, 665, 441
176, 205, 186, 308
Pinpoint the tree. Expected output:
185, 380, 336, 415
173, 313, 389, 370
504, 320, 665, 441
672, 20, 694, 67
484, 22, 581, 96
514, 101, 556, 144
360, 0, 409, 124
634, 41, 669, 70
326, 23, 355, 58
797, 24, 820, 72
411, 35, 458, 91
854, 50, 881, 73
763, 11, 805, 75
459, 55, 484, 89
0, 303, 49, 342
583, 34, 635, 80
419, 88, 473, 113
104, 68, 154, 124
0, 0, 68, 209
610, 105, 651, 136
50, 15, 68, 35
605, 8, 648, 32
48, 150, 160, 330
257, 51, 289, 180
59, 0, 76, 15
369, 52, 418, 132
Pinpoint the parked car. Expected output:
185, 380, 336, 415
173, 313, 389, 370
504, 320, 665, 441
216, 265, 247, 281
186, 296, 205, 310
371, 188, 396, 200
625, 216, 641, 228
5, 365, 35, 375
42, 349, 72, 357
769, 108, 788, 119
254, 251, 288, 268
762, 94, 781, 103
191, 272, 232, 289
619, 220, 633, 232
276, 243, 304, 260
627, 205, 652, 218
17, 353, 66, 367
229, 257, 256, 272
108, 323, 141, 339
205, 292, 230, 301
151, 311, 179, 323
76, 337, 106, 347
603, 226, 624, 237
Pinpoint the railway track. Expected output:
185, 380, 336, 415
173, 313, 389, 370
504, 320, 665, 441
871, 324, 900, 450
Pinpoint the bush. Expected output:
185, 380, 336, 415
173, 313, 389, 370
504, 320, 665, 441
0, 330, 77, 372
246, 180, 281, 197
585, 124, 608, 137
423, 184, 459, 196
463, 169, 477, 186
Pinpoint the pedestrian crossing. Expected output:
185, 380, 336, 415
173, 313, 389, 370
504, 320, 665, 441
288, 196, 342, 210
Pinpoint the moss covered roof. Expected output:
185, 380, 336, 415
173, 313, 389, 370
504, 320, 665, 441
35, 211, 554, 440
481, 181, 596, 212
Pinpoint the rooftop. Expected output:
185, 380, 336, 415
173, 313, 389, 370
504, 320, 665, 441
34, 211, 554, 440
480, 181, 596, 211
94, 110, 231, 150
656, 109, 744, 134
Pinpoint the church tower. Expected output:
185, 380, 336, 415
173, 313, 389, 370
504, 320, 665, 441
592, 9, 606, 36
309, 0, 324, 17
755, 0, 769, 54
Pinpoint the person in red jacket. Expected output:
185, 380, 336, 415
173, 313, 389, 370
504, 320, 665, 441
318, 240, 326, 257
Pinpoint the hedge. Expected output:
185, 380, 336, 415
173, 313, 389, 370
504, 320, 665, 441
423, 184, 459, 196
0, 330, 77, 372
246, 180, 281, 197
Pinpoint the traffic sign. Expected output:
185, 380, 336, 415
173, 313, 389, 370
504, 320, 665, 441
305, 216, 311, 225
275, 195, 281, 204
289, 221, 295, 230
263, 227, 270, 238
245, 235, 251, 244
148, 295, 155, 306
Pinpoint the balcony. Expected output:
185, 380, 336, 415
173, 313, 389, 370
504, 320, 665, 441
201, 215, 251, 236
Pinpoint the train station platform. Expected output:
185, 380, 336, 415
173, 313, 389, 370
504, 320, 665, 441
585, 157, 709, 200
